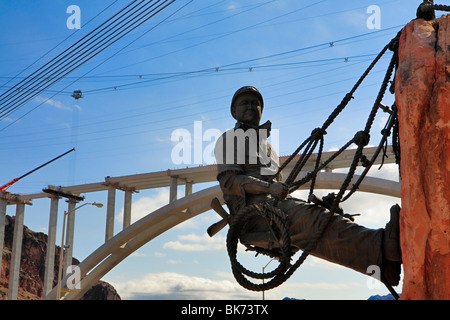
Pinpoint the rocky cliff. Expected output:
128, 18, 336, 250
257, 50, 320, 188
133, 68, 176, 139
395, 15, 450, 299
1, 215, 120, 300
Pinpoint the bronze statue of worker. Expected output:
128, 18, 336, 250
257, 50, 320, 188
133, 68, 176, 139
214, 86, 402, 286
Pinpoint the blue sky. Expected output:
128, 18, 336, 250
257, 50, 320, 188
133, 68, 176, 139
0, 0, 427, 300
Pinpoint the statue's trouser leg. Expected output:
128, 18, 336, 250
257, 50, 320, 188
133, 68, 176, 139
278, 199, 384, 275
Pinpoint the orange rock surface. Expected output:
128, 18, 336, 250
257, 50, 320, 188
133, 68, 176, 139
395, 15, 449, 300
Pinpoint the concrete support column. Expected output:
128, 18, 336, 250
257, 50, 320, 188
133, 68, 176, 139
183, 181, 193, 214
0, 198, 7, 279
169, 176, 178, 203
43, 196, 59, 296
123, 190, 132, 229
8, 203, 25, 300
105, 186, 116, 241
63, 200, 76, 278
185, 181, 192, 197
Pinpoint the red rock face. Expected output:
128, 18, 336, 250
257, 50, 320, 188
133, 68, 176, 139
395, 15, 450, 300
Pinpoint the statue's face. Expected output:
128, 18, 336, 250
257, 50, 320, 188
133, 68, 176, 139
233, 93, 262, 126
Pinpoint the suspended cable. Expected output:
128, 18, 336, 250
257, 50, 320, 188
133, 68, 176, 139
0, 0, 120, 91
80, 54, 378, 94
0, 0, 167, 119
0, 0, 140, 108
0, 0, 178, 121
95, 0, 327, 75
0, 69, 385, 148
0, 0, 191, 133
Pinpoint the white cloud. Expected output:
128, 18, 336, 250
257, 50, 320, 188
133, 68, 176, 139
163, 233, 226, 252
111, 272, 256, 300
154, 251, 166, 257
290, 163, 400, 228
291, 187, 397, 229
117, 188, 170, 224
281, 281, 363, 291
215, 271, 234, 281
0, 116, 14, 122
110, 271, 365, 300
35, 96, 73, 111
130, 252, 147, 258
167, 259, 184, 264
340, 10, 366, 28
116, 190, 218, 231
155, 136, 171, 143
303, 255, 346, 270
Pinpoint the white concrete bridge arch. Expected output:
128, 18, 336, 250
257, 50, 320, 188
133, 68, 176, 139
0, 147, 400, 300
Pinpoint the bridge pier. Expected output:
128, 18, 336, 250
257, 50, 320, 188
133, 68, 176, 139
63, 200, 78, 278
104, 178, 138, 239
170, 176, 178, 203
43, 196, 60, 296
0, 198, 6, 280
8, 202, 25, 300
123, 190, 132, 229
185, 181, 192, 196
105, 185, 116, 241
0, 191, 32, 300
39, 186, 84, 298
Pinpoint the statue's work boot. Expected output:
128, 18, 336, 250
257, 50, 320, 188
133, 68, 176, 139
382, 204, 402, 286
383, 204, 402, 262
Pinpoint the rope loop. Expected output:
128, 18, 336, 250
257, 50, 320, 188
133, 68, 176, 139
227, 202, 294, 291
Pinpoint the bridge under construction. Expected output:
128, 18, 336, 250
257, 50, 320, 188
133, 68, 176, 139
0, 146, 399, 300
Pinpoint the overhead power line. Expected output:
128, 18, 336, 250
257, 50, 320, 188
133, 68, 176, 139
0, 0, 171, 118
0, 0, 120, 92
79, 54, 378, 94
95, 0, 327, 75
0, 0, 178, 122
1, 23, 400, 98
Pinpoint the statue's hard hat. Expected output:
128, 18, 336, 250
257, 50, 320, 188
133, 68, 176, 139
230, 86, 264, 118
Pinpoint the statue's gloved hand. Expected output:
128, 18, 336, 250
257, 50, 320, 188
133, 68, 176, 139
269, 182, 289, 200
320, 192, 343, 213
309, 192, 359, 221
